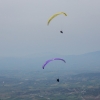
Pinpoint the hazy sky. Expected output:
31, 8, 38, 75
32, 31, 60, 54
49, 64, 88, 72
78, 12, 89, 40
0, 0, 100, 57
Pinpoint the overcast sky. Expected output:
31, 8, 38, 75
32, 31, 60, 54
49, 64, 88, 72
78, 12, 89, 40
0, 0, 100, 57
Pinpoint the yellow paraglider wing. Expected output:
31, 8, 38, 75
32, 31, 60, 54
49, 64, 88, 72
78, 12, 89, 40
47, 12, 67, 25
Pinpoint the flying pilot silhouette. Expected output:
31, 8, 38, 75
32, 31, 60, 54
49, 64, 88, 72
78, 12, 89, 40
60, 30, 63, 33
57, 78, 59, 82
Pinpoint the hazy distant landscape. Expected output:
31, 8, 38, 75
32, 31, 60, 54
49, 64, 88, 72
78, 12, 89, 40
0, 51, 100, 100
0, 70, 100, 100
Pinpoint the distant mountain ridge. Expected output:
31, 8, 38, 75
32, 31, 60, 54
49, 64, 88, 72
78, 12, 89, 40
0, 51, 100, 72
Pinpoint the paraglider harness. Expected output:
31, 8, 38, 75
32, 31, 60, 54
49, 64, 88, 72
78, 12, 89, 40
60, 31, 63, 33
57, 78, 59, 82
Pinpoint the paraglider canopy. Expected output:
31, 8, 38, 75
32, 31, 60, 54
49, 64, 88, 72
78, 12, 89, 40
47, 12, 67, 25
42, 58, 66, 69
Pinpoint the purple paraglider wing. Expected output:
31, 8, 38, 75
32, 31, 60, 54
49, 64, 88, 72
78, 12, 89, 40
54, 58, 66, 63
42, 58, 66, 69
42, 59, 53, 69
